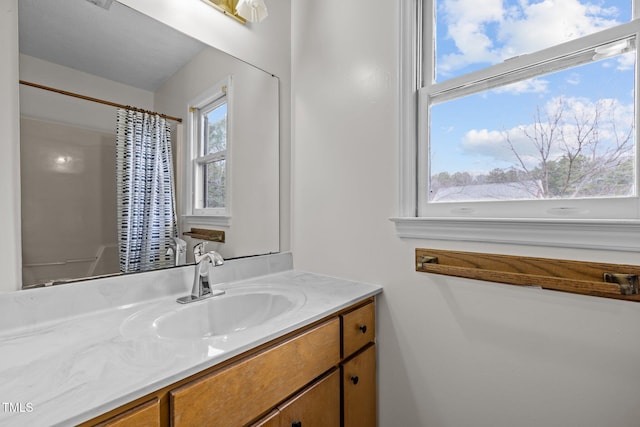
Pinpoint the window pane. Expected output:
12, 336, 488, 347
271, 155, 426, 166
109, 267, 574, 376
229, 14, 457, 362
429, 50, 636, 202
204, 103, 227, 154
435, 0, 632, 81
204, 159, 226, 208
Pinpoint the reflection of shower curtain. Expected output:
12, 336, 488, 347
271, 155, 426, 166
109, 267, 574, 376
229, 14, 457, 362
116, 109, 178, 273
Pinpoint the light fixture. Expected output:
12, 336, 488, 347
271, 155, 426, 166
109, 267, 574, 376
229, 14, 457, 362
235, 0, 268, 23
201, 0, 269, 24
201, 0, 247, 24
85, 0, 114, 10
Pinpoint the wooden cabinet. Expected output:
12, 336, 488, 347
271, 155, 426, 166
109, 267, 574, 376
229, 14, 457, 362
82, 298, 376, 427
341, 301, 375, 359
93, 398, 159, 427
170, 318, 340, 427
250, 410, 281, 427
278, 370, 340, 427
340, 302, 376, 427
251, 370, 341, 427
342, 345, 376, 427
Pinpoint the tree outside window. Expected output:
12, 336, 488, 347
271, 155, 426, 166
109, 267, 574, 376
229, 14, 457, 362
424, 0, 637, 207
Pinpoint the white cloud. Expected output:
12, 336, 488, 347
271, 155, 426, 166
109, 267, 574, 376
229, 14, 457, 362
438, 0, 622, 77
614, 51, 635, 71
566, 73, 581, 85
461, 129, 514, 162
459, 96, 634, 169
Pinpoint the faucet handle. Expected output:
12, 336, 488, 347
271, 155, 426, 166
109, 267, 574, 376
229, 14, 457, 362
193, 242, 223, 265
193, 241, 206, 258
209, 250, 224, 266
193, 241, 207, 262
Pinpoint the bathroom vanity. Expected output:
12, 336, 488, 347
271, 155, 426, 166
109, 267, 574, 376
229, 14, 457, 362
0, 253, 381, 426
86, 299, 375, 427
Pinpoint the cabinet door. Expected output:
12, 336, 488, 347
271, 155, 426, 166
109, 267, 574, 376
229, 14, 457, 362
170, 318, 340, 427
277, 369, 340, 427
342, 344, 376, 427
250, 410, 281, 427
94, 398, 159, 427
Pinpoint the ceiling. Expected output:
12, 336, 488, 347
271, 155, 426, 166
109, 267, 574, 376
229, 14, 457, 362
18, 0, 207, 92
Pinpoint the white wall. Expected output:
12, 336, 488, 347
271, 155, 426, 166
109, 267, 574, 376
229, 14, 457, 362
0, 0, 22, 292
120, 0, 292, 254
20, 118, 119, 286
19, 54, 155, 134
291, 1, 640, 426
154, 47, 280, 259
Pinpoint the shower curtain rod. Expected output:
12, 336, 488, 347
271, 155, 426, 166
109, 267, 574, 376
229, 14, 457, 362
19, 80, 183, 123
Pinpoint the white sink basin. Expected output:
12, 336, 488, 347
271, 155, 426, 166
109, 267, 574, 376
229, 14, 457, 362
150, 286, 306, 339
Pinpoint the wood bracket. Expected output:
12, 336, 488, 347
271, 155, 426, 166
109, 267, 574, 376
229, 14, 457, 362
415, 248, 640, 302
603, 273, 639, 295
183, 227, 225, 243
417, 256, 438, 269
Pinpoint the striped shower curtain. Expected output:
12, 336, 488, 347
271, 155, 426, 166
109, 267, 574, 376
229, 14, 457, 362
116, 109, 178, 273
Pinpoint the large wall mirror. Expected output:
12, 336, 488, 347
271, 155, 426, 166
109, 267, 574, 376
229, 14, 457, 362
18, 0, 280, 289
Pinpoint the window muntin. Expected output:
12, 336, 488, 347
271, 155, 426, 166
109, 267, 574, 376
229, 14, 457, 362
421, 0, 639, 218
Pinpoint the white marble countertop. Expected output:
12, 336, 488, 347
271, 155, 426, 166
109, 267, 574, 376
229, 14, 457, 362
0, 262, 382, 427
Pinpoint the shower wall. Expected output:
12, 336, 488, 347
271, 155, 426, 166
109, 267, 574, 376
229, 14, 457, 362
20, 117, 119, 286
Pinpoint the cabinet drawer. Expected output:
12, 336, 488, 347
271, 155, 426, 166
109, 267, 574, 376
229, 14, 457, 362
249, 370, 340, 427
342, 344, 376, 427
277, 369, 340, 427
250, 410, 280, 427
342, 302, 375, 358
94, 398, 159, 427
170, 318, 340, 427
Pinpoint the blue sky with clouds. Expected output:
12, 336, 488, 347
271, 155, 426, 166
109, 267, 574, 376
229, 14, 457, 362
429, 0, 635, 175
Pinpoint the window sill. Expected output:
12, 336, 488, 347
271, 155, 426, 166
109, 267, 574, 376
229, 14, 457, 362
391, 217, 640, 252
183, 215, 231, 227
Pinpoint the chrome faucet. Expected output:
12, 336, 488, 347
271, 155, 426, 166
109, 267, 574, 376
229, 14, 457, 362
177, 242, 225, 304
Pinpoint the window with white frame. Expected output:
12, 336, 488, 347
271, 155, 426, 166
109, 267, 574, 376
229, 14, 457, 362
419, 0, 639, 220
187, 78, 231, 219
393, 0, 640, 251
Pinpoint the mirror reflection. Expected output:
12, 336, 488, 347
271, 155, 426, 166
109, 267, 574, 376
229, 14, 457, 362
18, 0, 280, 288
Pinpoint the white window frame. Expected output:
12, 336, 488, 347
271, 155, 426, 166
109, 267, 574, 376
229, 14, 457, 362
184, 76, 232, 226
393, 0, 640, 252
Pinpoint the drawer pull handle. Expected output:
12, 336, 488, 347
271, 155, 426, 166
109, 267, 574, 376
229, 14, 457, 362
359, 325, 367, 334
292, 422, 302, 427
350, 375, 359, 385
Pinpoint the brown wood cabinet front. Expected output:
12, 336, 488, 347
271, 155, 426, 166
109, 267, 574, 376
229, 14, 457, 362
341, 301, 376, 427
341, 302, 375, 359
342, 344, 376, 427
277, 369, 341, 427
252, 369, 341, 427
170, 318, 340, 427
250, 410, 281, 427
94, 398, 159, 427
